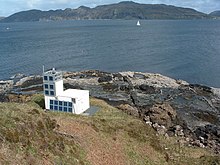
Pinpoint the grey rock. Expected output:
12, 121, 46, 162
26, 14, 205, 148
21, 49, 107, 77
147, 103, 177, 128
0, 80, 13, 93
152, 123, 167, 135
174, 125, 184, 137
117, 104, 139, 117
2, 70, 220, 152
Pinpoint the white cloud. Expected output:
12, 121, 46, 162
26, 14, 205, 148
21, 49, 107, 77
27, 0, 41, 8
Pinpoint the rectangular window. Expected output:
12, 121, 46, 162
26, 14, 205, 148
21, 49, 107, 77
50, 105, 53, 110
68, 102, 72, 107
54, 100, 58, 105
64, 107, 67, 112
50, 100, 53, 104
50, 84, 54, 89
72, 98, 76, 103
59, 106, 62, 111
44, 84, 48, 89
64, 102, 67, 106
44, 76, 48, 81
50, 91, 54, 96
68, 108, 72, 113
45, 90, 49, 95
59, 101, 62, 106
49, 76, 53, 81
54, 106, 58, 110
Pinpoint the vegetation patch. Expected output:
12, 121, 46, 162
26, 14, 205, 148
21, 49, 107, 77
0, 95, 219, 164
0, 102, 88, 165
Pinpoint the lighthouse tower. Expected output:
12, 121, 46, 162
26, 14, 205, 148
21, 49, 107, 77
43, 68, 63, 97
43, 68, 90, 114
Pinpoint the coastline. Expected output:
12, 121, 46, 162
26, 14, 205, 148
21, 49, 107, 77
1, 70, 220, 153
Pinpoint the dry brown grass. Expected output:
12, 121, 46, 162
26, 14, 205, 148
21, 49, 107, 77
0, 95, 219, 165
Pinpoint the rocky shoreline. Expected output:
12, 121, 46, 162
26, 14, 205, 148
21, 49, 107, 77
1, 70, 220, 153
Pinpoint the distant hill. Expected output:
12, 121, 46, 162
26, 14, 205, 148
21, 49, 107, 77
209, 10, 220, 17
1, 1, 211, 22
0, 17, 5, 20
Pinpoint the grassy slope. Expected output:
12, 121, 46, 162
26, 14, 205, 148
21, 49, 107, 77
0, 94, 219, 165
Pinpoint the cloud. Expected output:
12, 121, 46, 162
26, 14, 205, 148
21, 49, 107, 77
0, 0, 219, 16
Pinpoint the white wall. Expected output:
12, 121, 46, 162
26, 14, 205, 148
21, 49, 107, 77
44, 86, 90, 114
55, 80, 63, 96
44, 95, 55, 109
75, 91, 90, 114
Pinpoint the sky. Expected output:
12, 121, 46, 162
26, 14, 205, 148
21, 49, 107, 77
0, 0, 220, 17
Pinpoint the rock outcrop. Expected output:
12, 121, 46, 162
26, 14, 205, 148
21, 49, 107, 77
0, 80, 13, 93
1, 70, 220, 153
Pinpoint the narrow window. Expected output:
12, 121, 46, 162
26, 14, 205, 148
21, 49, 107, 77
49, 76, 53, 81
44, 76, 48, 81
68, 102, 72, 107
64, 107, 67, 112
50, 105, 53, 110
59, 106, 62, 111
45, 90, 49, 95
54, 100, 58, 105
68, 108, 72, 113
50, 84, 54, 89
44, 84, 48, 89
59, 101, 62, 106
64, 102, 67, 106
54, 106, 58, 110
50, 91, 54, 96
50, 100, 53, 104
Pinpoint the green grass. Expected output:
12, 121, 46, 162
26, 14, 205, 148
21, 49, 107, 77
0, 94, 219, 165
0, 101, 89, 165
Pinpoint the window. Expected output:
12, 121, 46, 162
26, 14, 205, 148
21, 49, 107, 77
54, 106, 58, 110
54, 100, 58, 105
59, 101, 62, 106
50, 100, 53, 104
49, 76, 53, 81
50, 105, 53, 110
50, 91, 54, 96
64, 102, 67, 106
59, 106, 62, 111
45, 90, 49, 95
44, 84, 48, 89
44, 76, 48, 81
50, 84, 54, 89
72, 98, 76, 103
68, 108, 72, 113
69, 102, 72, 107
64, 107, 67, 112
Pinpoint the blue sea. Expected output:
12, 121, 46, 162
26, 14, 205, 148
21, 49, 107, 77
0, 20, 220, 87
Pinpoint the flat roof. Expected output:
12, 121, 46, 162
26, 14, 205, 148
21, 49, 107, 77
44, 71, 62, 75
58, 89, 89, 98
44, 68, 62, 75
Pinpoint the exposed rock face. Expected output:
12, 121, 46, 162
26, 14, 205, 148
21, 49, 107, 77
0, 80, 13, 93
63, 70, 220, 153
194, 125, 220, 153
147, 103, 176, 128
117, 104, 139, 117
1, 70, 220, 153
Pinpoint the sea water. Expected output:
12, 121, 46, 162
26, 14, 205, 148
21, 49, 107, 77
0, 20, 220, 87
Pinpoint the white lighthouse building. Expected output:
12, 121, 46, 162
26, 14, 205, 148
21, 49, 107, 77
43, 68, 90, 114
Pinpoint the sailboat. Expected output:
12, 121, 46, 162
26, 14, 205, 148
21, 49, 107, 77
137, 20, 140, 26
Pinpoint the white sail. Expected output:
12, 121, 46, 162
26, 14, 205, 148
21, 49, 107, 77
137, 20, 140, 26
